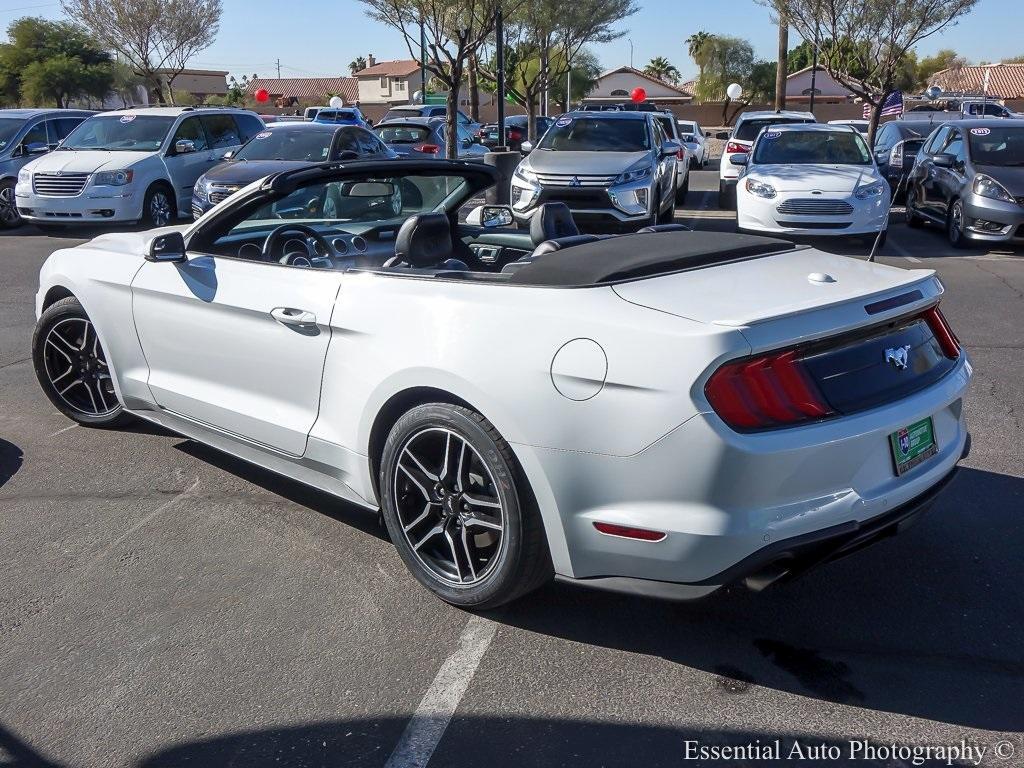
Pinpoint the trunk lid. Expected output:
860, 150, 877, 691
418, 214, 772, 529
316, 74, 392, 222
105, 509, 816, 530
611, 248, 939, 331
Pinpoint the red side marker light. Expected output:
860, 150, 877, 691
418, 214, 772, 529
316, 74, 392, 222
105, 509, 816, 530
593, 522, 667, 542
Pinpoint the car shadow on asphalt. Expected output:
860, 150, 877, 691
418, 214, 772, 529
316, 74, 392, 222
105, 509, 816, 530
0, 438, 23, 489
0, 717, 994, 768
485, 466, 1024, 733
171, 439, 388, 543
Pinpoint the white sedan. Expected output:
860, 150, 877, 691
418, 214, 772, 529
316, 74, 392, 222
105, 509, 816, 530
734, 123, 890, 241
32, 159, 970, 609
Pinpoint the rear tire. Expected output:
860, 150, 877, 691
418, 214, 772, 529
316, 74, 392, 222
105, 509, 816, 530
379, 403, 551, 609
32, 296, 133, 428
658, 190, 676, 224
675, 173, 689, 205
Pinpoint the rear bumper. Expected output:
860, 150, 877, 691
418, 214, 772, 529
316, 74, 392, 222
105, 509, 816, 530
559, 459, 964, 600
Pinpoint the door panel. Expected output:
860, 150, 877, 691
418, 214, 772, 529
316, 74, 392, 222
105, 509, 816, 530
166, 116, 218, 210
131, 256, 344, 456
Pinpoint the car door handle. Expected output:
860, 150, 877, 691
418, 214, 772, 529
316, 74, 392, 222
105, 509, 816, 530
270, 307, 317, 326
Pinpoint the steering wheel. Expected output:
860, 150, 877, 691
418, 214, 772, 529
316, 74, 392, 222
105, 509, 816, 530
262, 223, 333, 266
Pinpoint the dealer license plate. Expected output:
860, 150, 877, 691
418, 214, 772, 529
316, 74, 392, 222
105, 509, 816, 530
488, 131, 499, 140
889, 417, 938, 476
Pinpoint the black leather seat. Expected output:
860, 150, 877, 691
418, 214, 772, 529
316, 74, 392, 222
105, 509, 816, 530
530, 203, 579, 244
384, 213, 469, 271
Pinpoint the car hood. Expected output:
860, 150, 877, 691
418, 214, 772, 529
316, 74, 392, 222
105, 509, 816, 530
201, 159, 311, 186
975, 165, 1024, 195
526, 150, 650, 176
27, 149, 155, 173
748, 164, 880, 192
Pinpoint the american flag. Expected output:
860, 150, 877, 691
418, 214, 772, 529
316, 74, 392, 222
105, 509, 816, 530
863, 90, 904, 119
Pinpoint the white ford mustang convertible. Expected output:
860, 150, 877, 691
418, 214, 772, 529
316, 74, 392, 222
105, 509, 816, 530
33, 159, 971, 608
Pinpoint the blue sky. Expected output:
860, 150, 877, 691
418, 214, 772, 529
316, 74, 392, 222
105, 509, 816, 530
4, 0, 1019, 82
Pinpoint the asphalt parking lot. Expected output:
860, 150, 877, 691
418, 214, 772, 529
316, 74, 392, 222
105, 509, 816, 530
1, 173, 1022, 767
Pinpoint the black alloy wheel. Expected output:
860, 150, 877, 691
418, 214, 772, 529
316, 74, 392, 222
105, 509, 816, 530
379, 403, 550, 608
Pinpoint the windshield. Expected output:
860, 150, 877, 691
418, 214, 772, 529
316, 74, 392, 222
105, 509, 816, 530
537, 117, 650, 152
375, 125, 432, 144
968, 126, 1024, 166
753, 130, 871, 165
735, 118, 812, 142
236, 128, 334, 161
0, 118, 25, 151
383, 108, 422, 122
61, 115, 175, 151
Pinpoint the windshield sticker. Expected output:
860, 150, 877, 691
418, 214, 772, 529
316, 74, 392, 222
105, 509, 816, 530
556, 116, 572, 127
970, 127, 991, 136
762, 130, 781, 139
255, 131, 272, 139
119, 115, 136, 123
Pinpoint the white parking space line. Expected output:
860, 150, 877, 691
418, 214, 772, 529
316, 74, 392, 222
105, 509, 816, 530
48, 423, 79, 438
384, 616, 497, 768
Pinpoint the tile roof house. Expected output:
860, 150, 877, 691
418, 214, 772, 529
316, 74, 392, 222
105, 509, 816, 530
245, 77, 358, 106
583, 66, 694, 105
354, 55, 425, 104
785, 65, 857, 103
930, 63, 1024, 99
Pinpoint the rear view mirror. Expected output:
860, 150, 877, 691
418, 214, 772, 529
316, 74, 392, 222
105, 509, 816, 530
146, 231, 187, 262
661, 140, 681, 157
24, 141, 49, 155
345, 181, 395, 197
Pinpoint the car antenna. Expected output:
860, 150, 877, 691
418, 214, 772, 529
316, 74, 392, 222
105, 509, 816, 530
868, 172, 907, 262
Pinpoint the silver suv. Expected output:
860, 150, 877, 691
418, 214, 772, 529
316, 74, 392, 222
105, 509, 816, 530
510, 111, 680, 232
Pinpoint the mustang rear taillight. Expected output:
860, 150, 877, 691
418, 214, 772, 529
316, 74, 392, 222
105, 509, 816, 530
725, 141, 749, 154
414, 143, 440, 155
923, 306, 961, 358
705, 349, 834, 430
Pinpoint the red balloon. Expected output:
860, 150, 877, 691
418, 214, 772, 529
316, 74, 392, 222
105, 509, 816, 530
255, 88, 269, 103
630, 87, 646, 103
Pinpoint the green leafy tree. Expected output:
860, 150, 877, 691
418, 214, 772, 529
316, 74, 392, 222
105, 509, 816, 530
917, 48, 966, 88
763, 0, 980, 143
0, 17, 113, 107
644, 56, 680, 84
348, 56, 367, 75
547, 47, 601, 110
693, 35, 752, 100
685, 30, 712, 79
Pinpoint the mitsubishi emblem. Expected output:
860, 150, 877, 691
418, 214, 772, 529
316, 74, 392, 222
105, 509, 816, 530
569, 176, 581, 187
885, 345, 912, 370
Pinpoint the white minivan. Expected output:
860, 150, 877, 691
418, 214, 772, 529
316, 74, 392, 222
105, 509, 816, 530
16, 107, 264, 228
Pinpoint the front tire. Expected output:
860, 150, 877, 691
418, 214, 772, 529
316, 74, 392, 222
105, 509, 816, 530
0, 179, 21, 228
379, 403, 551, 609
142, 183, 176, 228
718, 181, 735, 209
32, 297, 132, 428
675, 172, 689, 205
905, 187, 924, 228
947, 199, 970, 249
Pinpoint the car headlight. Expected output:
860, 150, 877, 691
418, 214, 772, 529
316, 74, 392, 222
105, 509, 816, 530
855, 181, 886, 199
972, 174, 1014, 203
614, 162, 652, 185
194, 176, 211, 201
513, 163, 537, 183
18, 168, 31, 183
744, 177, 776, 199
93, 169, 134, 187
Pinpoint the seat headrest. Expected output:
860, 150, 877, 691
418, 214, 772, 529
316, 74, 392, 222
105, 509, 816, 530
636, 223, 692, 233
531, 234, 602, 258
530, 203, 579, 245
394, 213, 453, 268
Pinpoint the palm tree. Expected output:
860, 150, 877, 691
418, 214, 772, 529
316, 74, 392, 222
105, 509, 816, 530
348, 56, 367, 75
644, 56, 681, 85
685, 31, 712, 79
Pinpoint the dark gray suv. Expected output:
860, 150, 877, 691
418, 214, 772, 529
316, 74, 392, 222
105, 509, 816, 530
0, 108, 94, 228
906, 119, 1024, 248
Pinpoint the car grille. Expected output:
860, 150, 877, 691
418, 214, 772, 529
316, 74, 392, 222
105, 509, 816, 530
1015, 196, 1024, 207
776, 199, 854, 216
32, 172, 89, 197
535, 172, 617, 187
209, 185, 242, 204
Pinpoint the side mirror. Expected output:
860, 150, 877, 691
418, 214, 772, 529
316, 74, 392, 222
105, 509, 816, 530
931, 153, 954, 168
729, 154, 749, 166
716, 131, 730, 140
461, 136, 473, 149
174, 139, 197, 155
479, 205, 514, 228
704, 131, 712, 138
146, 231, 187, 262
221, 149, 235, 160
520, 140, 533, 154
661, 140, 681, 157
24, 141, 49, 155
